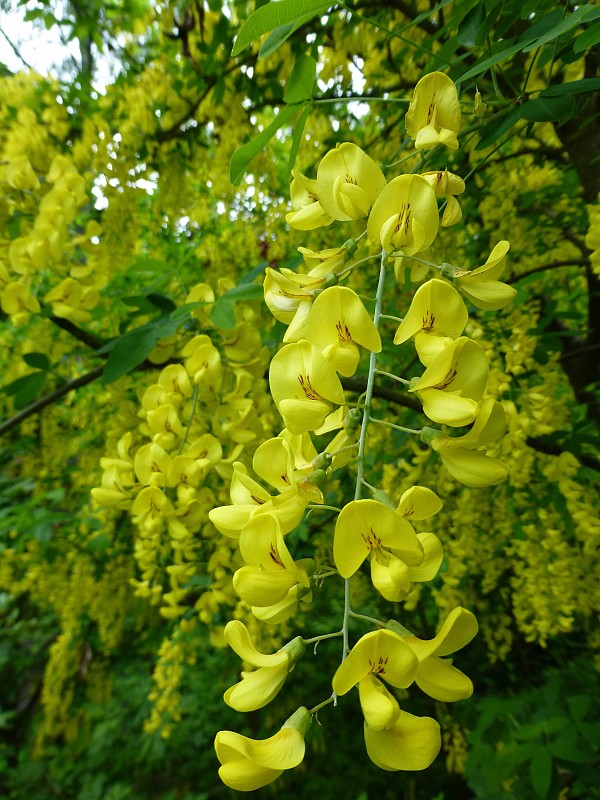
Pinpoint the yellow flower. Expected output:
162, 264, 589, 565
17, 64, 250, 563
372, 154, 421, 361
364, 709, 441, 771
367, 174, 439, 256
316, 142, 386, 221
208, 461, 306, 538
233, 513, 313, 611
421, 169, 465, 227
409, 337, 488, 427
333, 500, 424, 602
394, 278, 468, 365
304, 286, 381, 377
269, 340, 345, 435
263, 267, 323, 340
405, 72, 461, 151
286, 169, 333, 230
223, 620, 304, 712
450, 241, 517, 310
297, 241, 355, 279
215, 707, 310, 791
425, 397, 509, 487
332, 629, 418, 696
401, 607, 478, 702
396, 485, 443, 520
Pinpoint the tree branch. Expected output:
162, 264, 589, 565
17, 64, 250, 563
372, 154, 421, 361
0, 366, 103, 438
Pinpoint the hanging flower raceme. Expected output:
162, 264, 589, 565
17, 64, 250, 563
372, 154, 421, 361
303, 286, 382, 376
316, 142, 387, 221
443, 241, 517, 310
215, 706, 311, 791
405, 72, 461, 151
394, 278, 468, 365
367, 174, 439, 260
333, 500, 427, 602
286, 169, 333, 230
223, 620, 304, 712
269, 340, 345, 435
423, 397, 509, 487
409, 337, 489, 427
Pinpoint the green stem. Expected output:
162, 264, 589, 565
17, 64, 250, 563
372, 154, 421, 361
309, 694, 336, 715
375, 369, 410, 385
348, 610, 386, 627
340, 251, 388, 664
369, 417, 422, 435
177, 383, 199, 455
303, 630, 343, 645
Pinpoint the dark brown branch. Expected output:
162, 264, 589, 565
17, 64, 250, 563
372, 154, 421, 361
0, 366, 103, 438
50, 315, 106, 350
508, 259, 588, 283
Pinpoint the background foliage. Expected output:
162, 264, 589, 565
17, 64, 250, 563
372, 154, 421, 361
0, 0, 599, 798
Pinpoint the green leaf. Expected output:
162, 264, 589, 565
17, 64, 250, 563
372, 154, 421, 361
548, 738, 590, 764
522, 5, 599, 53
284, 54, 317, 104
457, 2, 487, 46
2, 372, 47, 410
209, 283, 263, 329
540, 78, 600, 97
259, 17, 313, 57
22, 353, 51, 371
574, 21, 600, 53
210, 298, 235, 329
102, 327, 159, 385
230, 104, 299, 185
459, 41, 531, 82
232, 0, 333, 56
475, 106, 522, 150
220, 283, 264, 302
288, 104, 311, 175
239, 261, 269, 284
520, 94, 575, 122
530, 748, 553, 799
568, 695, 591, 722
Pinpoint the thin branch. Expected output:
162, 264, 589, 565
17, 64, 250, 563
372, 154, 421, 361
0, 28, 34, 71
50, 315, 106, 350
508, 259, 588, 283
0, 366, 103, 438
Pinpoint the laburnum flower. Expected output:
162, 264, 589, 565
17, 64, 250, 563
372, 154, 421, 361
409, 337, 489, 427
405, 72, 461, 151
396, 607, 479, 702
450, 241, 517, 310
223, 620, 304, 712
208, 460, 307, 538
332, 630, 441, 770
269, 340, 345, 435
297, 240, 356, 279
421, 169, 465, 227
215, 706, 310, 791
316, 142, 387, 221
334, 500, 425, 602
424, 397, 509, 487
286, 169, 333, 230
303, 286, 381, 376
233, 513, 313, 619
263, 267, 324, 341
1, 281, 41, 326
367, 175, 439, 258
393, 278, 468, 365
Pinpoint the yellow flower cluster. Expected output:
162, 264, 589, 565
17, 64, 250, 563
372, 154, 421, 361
211, 73, 518, 791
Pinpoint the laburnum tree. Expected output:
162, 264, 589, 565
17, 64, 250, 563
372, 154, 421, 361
0, 1, 599, 799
